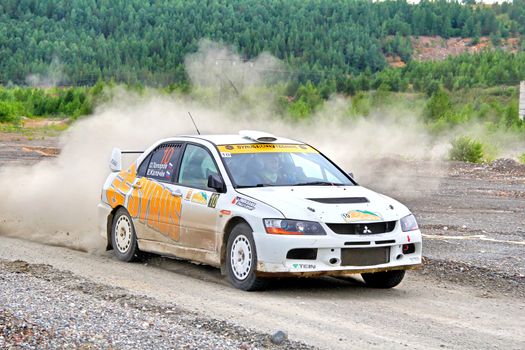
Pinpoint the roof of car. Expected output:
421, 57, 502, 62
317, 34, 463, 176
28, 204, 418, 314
177, 134, 305, 146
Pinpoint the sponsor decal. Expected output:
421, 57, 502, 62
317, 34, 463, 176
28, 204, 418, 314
220, 152, 231, 158
217, 144, 317, 154
145, 147, 177, 178
106, 163, 137, 207
146, 161, 169, 178
292, 263, 316, 269
191, 191, 208, 205
342, 210, 382, 222
208, 193, 220, 208
231, 196, 256, 211
184, 189, 194, 201
106, 164, 181, 241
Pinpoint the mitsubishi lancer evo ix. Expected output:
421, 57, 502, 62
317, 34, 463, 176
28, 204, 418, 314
98, 130, 422, 291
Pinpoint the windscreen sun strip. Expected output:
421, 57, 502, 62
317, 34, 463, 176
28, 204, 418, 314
217, 144, 318, 154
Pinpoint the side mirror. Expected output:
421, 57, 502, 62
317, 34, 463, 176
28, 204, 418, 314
208, 174, 226, 193
347, 172, 354, 179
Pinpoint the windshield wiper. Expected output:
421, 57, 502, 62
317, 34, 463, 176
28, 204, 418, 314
294, 181, 343, 186
236, 183, 268, 188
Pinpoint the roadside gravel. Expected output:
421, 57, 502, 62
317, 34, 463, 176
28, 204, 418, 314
0, 260, 313, 350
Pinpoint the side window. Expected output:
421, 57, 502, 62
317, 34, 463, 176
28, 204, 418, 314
144, 143, 183, 182
137, 153, 152, 177
179, 144, 219, 190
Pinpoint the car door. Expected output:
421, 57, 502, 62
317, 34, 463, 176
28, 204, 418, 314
132, 142, 184, 244
176, 143, 223, 252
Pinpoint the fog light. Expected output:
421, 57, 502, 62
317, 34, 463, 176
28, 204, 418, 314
402, 243, 415, 254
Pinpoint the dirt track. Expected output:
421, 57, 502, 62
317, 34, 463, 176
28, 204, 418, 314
1, 134, 524, 349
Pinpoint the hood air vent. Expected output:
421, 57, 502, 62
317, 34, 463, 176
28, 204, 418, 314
307, 197, 369, 204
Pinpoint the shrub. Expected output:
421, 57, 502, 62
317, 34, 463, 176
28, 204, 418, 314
519, 153, 525, 165
449, 136, 484, 163
424, 87, 451, 121
0, 101, 17, 123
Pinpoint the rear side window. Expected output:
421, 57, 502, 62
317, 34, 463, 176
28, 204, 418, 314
137, 153, 152, 177
141, 143, 182, 182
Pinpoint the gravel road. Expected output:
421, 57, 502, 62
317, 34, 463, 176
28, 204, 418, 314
0, 237, 523, 350
1, 134, 524, 349
0, 259, 310, 350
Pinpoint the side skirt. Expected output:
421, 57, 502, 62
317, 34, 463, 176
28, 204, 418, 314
137, 239, 221, 268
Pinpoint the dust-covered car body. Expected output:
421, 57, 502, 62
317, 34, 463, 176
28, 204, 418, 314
98, 131, 422, 290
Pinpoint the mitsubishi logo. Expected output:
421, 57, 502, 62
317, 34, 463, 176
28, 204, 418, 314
363, 226, 372, 234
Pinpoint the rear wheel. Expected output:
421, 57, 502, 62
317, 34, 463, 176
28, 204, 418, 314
226, 223, 268, 291
111, 208, 140, 262
361, 270, 405, 288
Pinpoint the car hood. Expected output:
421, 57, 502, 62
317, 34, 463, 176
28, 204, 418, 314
235, 185, 410, 223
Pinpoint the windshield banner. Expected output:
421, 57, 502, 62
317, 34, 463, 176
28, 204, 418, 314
218, 144, 317, 154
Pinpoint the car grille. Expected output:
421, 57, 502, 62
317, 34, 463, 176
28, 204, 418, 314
327, 221, 396, 235
307, 197, 369, 204
341, 247, 390, 266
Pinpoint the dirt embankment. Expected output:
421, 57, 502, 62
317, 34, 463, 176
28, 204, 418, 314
386, 35, 520, 66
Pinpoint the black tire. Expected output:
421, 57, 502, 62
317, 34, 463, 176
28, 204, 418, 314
361, 270, 405, 289
111, 208, 140, 262
226, 223, 269, 291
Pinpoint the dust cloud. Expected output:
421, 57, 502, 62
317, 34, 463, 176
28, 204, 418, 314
185, 40, 285, 91
25, 57, 68, 87
0, 42, 447, 252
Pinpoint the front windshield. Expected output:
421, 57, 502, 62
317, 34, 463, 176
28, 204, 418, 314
218, 144, 354, 188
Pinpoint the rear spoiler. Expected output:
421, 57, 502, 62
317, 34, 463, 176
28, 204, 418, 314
110, 148, 143, 172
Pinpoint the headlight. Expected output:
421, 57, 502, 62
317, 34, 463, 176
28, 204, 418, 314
400, 214, 419, 232
263, 219, 326, 235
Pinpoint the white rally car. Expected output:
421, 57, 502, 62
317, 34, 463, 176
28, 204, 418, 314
98, 130, 422, 291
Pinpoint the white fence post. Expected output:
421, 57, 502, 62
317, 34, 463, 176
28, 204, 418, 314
519, 81, 525, 120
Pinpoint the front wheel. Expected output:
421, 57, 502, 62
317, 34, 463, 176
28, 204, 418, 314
226, 223, 268, 291
361, 270, 405, 289
111, 208, 140, 262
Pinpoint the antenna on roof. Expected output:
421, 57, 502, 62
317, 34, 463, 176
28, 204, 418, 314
187, 112, 201, 135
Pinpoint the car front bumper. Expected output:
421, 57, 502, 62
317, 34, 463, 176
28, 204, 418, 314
253, 228, 422, 276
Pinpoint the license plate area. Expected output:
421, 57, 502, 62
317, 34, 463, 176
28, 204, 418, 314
341, 247, 390, 266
